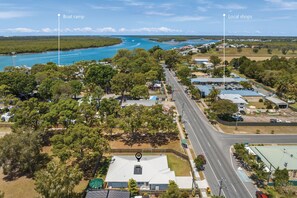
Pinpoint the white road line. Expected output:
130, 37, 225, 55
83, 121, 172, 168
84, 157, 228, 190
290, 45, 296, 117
208, 142, 211, 147
231, 183, 237, 193
229, 147, 254, 198
217, 159, 222, 167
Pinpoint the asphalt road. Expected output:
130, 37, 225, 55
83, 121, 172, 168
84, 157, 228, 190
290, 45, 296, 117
164, 67, 297, 198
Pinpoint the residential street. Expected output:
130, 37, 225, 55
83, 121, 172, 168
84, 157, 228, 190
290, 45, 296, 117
164, 66, 297, 198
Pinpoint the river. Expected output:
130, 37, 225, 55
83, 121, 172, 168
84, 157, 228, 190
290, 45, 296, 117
0, 36, 218, 70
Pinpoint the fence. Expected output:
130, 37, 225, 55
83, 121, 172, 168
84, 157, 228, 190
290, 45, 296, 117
110, 148, 189, 161
217, 118, 297, 127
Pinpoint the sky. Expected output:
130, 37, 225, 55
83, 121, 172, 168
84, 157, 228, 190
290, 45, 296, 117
0, 0, 296, 36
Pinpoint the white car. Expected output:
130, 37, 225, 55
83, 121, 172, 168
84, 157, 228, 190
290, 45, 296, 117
1, 112, 14, 122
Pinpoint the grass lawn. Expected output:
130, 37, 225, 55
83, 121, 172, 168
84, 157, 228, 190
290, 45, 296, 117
0, 169, 38, 198
219, 124, 297, 134
109, 139, 184, 153
248, 102, 266, 109
290, 103, 297, 109
167, 153, 191, 176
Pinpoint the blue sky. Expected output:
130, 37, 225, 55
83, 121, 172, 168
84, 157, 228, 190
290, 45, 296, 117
0, 0, 296, 36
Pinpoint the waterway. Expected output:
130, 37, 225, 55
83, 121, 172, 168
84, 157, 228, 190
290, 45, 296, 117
0, 36, 218, 70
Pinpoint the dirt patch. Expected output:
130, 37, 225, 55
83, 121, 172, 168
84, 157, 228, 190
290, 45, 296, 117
0, 169, 38, 198
219, 124, 297, 134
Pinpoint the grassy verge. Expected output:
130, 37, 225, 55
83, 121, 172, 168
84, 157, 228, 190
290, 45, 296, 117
219, 124, 297, 134
167, 153, 191, 176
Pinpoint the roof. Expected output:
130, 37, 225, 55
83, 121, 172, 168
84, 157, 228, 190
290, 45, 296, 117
250, 146, 297, 171
88, 178, 104, 189
266, 97, 288, 105
105, 155, 175, 184
194, 58, 208, 62
191, 77, 247, 84
219, 94, 248, 104
221, 90, 262, 97
196, 85, 213, 96
121, 100, 157, 107
85, 190, 130, 198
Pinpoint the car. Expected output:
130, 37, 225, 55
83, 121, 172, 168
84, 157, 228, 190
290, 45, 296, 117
270, 119, 277, 123
287, 100, 295, 104
256, 191, 269, 198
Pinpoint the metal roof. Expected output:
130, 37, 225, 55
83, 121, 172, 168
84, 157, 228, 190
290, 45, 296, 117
250, 146, 297, 171
266, 97, 288, 105
219, 94, 248, 104
221, 90, 262, 97
191, 77, 247, 84
85, 190, 130, 198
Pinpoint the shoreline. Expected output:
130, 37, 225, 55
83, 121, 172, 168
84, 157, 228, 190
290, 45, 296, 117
0, 40, 123, 56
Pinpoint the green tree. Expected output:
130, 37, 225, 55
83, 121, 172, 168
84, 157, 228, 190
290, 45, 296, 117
128, 178, 139, 197
0, 131, 48, 178
99, 98, 120, 119
267, 48, 272, 54
273, 168, 289, 187
50, 80, 72, 101
164, 50, 182, 69
176, 65, 191, 79
111, 73, 133, 103
240, 81, 253, 89
51, 124, 109, 173
208, 88, 221, 102
130, 85, 149, 99
69, 80, 82, 99
160, 181, 181, 198
35, 161, 82, 198
209, 55, 222, 67
12, 98, 50, 130
211, 99, 238, 119
84, 64, 116, 92
253, 48, 259, 53
194, 154, 207, 171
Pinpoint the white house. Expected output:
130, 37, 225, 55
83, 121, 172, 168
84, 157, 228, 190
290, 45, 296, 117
105, 155, 176, 190
218, 94, 248, 111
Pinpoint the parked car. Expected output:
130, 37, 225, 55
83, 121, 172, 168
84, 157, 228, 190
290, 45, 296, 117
270, 119, 277, 123
1, 112, 14, 122
256, 191, 269, 198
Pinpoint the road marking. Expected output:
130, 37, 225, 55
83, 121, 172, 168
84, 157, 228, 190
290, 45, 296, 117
229, 147, 254, 198
207, 142, 211, 147
231, 183, 237, 193
217, 159, 222, 167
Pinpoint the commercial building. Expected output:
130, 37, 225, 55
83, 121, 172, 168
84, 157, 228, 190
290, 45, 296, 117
249, 146, 297, 174
191, 77, 247, 85
266, 96, 288, 109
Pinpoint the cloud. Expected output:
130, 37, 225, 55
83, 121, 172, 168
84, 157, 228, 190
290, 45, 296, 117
119, 27, 181, 33
89, 5, 122, 11
144, 11, 174, 16
6, 28, 39, 33
169, 16, 208, 22
216, 3, 247, 10
0, 11, 30, 19
3, 27, 117, 33
265, 0, 297, 10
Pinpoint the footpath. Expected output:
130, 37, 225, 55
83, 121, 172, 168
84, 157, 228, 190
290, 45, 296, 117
162, 81, 210, 198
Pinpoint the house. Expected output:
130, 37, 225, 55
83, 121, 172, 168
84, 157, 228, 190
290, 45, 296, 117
219, 94, 248, 111
105, 155, 176, 190
85, 190, 130, 198
121, 100, 157, 107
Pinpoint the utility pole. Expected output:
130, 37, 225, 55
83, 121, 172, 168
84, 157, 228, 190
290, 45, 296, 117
218, 178, 224, 196
223, 13, 226, 86
57, 13, 61, 66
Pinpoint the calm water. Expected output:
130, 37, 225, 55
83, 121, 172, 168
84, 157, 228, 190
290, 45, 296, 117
0, 36, 217, 70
